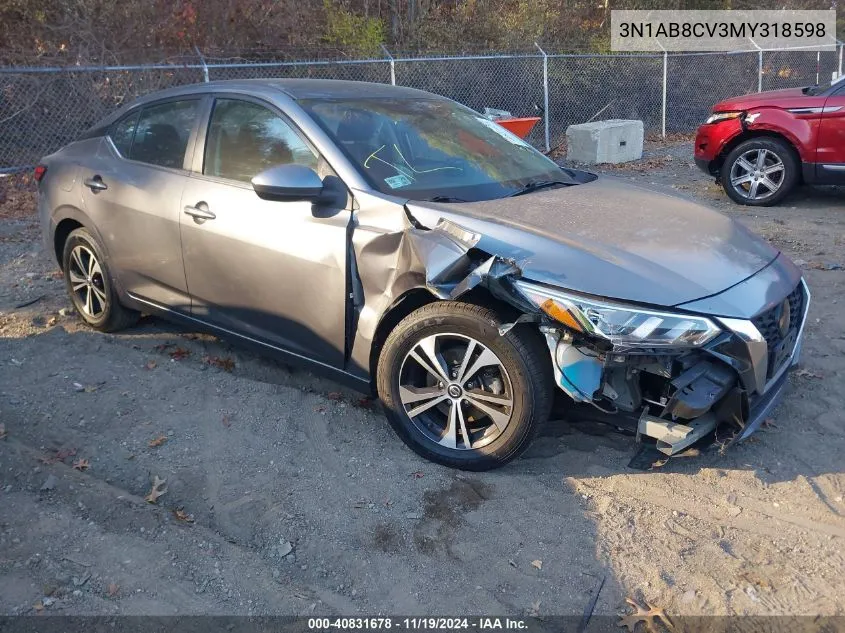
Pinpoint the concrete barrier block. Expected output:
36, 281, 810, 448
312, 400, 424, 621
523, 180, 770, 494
565, 119, 644, 164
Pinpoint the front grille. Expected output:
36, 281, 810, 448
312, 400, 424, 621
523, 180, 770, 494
751, 283, 805, 379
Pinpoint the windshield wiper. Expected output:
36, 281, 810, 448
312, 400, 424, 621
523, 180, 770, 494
425, 195, 468, 203
508, 180, 572, 197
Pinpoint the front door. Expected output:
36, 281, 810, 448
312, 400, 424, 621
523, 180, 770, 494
816, 84, 845, 182
179, 97, 350, 368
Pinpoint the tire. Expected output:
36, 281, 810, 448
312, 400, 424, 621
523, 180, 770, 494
62, 227, 139, 332
720, 137, 799, 207
376, 302, 553, 471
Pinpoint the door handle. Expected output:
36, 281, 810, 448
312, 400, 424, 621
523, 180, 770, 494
83, 176, 108, 192
183, 202, 216, 221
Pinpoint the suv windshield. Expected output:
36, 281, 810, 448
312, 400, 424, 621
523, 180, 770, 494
301, 97, 586, 202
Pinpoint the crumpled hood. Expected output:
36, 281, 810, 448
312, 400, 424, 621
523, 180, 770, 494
405, 175, 778, 308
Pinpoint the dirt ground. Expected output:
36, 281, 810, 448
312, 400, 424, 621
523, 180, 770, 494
1, 140, 844, 620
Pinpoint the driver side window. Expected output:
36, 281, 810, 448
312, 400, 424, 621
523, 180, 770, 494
204, 99, 319, 183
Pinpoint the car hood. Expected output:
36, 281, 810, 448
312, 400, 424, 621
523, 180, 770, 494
405, 175, 779, 309
715, 87, 809, 110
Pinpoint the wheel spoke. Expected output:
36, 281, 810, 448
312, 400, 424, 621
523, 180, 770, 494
731, 174, 753, 186
84, 287, 93, 316
454, 339, 477, 384
406, 393, 449, 419
86, 249, 97, 276
463, 394, 511, 431
759, 176, 780, 193
755, 149, 768, 169
748, 179, 760, 199
736, 157, 755, 172
463, 389, 513, 407
458, 347, 501, 385
399, 385, 445, 406
763, 163, 784, 175
409, 335, 449, 382
456, 403, 472, 449
71, 248, 86, 275
91, 285, 108, 307
90, 258, 103, 277
438, 401, 458, 448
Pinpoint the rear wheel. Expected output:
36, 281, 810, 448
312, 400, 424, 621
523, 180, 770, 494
720, 137, 798, 206
62, 228, 139, 332
376, 302, 552, 470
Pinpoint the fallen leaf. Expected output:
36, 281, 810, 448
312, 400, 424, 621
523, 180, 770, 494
169, 347, 190, 360
356, 397, 376, 409
72, 458, 90, 471
531, 559, 543, 570
33, 600, 44, 612
202, 355, 235, 371
145, 360, 157, 370
508, 559, 517, 567
327, 391, 343, 400
0, 423, 6, 440
172, 507, 195, 523
221, 415, 231, 428
618, 597, 674, 633
148, 435, 168, 448
649, 458, 669, 470
411, 471, 424, 479
794, 368, 823, 379
314, 405, 326, 413
46, 316, 57, 327
145, 475, 167, 504
528, 600, 541, 617
106, 583, 119, 597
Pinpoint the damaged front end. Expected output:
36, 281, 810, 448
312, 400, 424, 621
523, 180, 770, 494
514, 279, 810, 455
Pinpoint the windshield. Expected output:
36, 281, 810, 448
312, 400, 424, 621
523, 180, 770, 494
300, 97, 584, 202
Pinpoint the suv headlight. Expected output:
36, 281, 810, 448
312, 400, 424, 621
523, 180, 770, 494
705, 111, 742, 124
514, 280, 720, 348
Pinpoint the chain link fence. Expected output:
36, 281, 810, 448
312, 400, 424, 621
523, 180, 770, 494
1, 45, 842, 173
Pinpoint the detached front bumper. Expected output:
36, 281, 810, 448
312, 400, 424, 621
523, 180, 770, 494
542, 278, 810, 454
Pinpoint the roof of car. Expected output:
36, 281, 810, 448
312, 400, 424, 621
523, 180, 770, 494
135, 78, 442, 103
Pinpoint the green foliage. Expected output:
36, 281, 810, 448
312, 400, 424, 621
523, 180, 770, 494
322, 0, 385, 56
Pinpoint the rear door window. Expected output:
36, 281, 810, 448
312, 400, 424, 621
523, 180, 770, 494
129, 100, 199, 169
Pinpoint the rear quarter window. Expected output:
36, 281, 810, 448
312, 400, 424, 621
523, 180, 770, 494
109, 111, 140, 157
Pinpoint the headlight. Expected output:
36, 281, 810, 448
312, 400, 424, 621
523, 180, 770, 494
514, 280, 720, 348
705, 111, 742, 124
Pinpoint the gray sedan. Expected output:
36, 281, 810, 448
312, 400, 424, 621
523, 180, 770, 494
36, 79, 809, 470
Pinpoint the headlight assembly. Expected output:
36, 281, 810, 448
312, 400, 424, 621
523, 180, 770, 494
514, 280, 721, 348
705, 111, 742, 124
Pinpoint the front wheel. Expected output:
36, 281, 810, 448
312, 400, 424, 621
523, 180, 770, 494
720, 137, 798, 206
376, 302, 553, 471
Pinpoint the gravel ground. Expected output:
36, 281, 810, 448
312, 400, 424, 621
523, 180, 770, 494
1, 140, 844, 620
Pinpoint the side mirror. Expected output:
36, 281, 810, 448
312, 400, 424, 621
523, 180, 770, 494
251, 164, 325, 202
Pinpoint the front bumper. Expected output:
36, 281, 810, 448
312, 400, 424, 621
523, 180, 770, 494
544, 277, 810, 451
694, 118, 744, 175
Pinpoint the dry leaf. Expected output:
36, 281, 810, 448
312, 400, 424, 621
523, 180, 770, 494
528, 600, 541, 617
221, 415, 231, 428
72, 458, 90, 471
0, 423, 6, 440
145, 360, 157, 370
169, 347, 190, 360
33, 600, 44, 612
172, 507, 195, 523
618, 598, 674, 633
148, 435, 168, 448
327, 391, 343, 400
145, 475, 167, 504
411, 471, 424, 479
203, 355, 235, 371
794, 368, 823, 379
531, 559, 543, 570
107, 583, 119, 597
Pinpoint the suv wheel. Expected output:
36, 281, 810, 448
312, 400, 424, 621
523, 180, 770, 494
376, 302, 552, 471
62, 227, 139, 332
720, 137, 798, 206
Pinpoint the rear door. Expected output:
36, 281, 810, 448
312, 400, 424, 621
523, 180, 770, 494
179, 95, 350, 368
80, 97, 203, 309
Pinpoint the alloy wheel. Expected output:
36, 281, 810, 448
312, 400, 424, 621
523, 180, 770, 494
398, 333, 514, 450
68, 245, 107, 318
729, 148, 785, 201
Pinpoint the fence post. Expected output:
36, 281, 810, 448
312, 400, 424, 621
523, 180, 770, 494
195, 46, 209, 82
839, 42, 843, 78
534, 43, 550, 153
381, 45, 396, 85
654, 40, 667, 139
749, 39, 762, 92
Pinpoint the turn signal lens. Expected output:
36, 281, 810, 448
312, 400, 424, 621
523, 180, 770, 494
705, 111, 742, 124
33, 165, 47, 182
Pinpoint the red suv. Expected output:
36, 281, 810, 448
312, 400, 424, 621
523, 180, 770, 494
695, 79, 845, 206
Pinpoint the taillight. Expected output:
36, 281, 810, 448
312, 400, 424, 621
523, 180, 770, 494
33, 165, 47, 182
